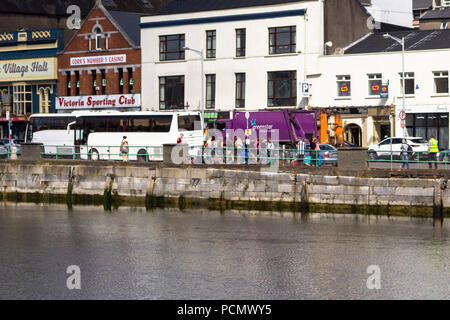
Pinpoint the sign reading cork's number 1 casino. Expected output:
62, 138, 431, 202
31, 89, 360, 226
70, 54, 126, 66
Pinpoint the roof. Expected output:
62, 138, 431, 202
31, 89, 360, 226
156, 0, 309, 15
345, 29, 450, 54
420, 7, 450, 20
413, 0, 433, 10
108, 10, 143, 46
0, 0, 163, 16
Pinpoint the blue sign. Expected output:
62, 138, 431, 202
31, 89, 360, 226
301, 82, 310, 98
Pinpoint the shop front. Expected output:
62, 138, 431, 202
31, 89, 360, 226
405, 108, 449, 150
0, 29, 63, 140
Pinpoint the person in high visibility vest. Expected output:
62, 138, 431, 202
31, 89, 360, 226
428, 136, 439, 169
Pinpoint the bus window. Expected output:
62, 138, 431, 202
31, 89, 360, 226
178, 115, 200, 131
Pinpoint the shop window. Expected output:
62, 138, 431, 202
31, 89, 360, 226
235, 73, 245, 108
433, 71, 449, 94
368, 74, 382, 96
337, 75, 351, 97
236, 29, 246, 57
400, 72, 415, 95
159, 34, 185, 61
406, 113, 449, 150
268, 71, 297, 107
206, 30, 216, 58
206, 74, 216, 109
12, 83, 32, 116
159, 76, 184, 110
269, 26, 296, 55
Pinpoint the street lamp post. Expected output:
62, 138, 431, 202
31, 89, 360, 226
383, 33, 406, 138
184, 46, 205, 124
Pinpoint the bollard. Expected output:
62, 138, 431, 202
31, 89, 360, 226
10, 145, 17, 160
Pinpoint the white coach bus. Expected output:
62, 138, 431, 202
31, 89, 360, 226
25, 114, 77, 155
73, 111, 203, 161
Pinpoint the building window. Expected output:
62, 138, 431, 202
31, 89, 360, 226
128, 67, 134, 93
95, 27, 102, 51
118, 68, 124, 94
434, 71, 449, 94
75, 71, 80, 95
235, 73, 245, 108
406, 113, 449, 150
12, 83, 32, 116
206, 30, 216, 58
206, 74, 216, 109
337, 75, 351, 97
101, 69, 106, 95
66, 71, 71, 96
236, 29, 246, 57
269, 26, 296, 54
159, 76, 184, 110
159, 34, 185, 61
400, 72, 415, 95
268, 71, 296, 107
368, 74, 382, 96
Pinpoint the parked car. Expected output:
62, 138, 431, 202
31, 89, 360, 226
0, 141, 10, 159
0, 139, 22, 156
367, 137, 428, 160
439, 149, 450, 162
300, 143, 338, 166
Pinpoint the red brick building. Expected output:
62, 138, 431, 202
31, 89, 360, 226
57, 2, 144, 111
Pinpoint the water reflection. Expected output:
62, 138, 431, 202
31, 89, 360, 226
0, 203, 448, 300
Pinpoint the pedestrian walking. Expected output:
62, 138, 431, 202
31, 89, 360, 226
296, 138, 306, 165
428, 135, 439, 169
310, 138, 319, 167
400, 138, 410, 169
120, 136, 128, 162
267, 138, 275, 164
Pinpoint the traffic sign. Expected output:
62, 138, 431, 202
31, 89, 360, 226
301, 82, 310, 98
245, 112, 250, 119
399, 110, 406, 121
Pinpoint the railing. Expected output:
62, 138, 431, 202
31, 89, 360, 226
33, 144, 337, 167
367, 150, 450, 169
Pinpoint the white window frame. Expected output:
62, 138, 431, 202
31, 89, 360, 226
368, 73, 382, 96
400, 72, 415, 95
337, 75, 351, 97
433, 71, 449, 94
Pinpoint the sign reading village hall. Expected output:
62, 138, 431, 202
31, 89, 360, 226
0, 57, 56, 81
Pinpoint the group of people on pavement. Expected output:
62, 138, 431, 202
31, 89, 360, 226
400, 136, 439, 169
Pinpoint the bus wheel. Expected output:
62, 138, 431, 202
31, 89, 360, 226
137, 149, 148, 162
89, 148, 100, 161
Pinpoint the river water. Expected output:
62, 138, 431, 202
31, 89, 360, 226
0, 204, 448, 300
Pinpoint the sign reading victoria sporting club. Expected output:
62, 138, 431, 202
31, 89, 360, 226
0, 58, 56, 81
56, 94, 141, 110
70, 54, 126, 66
